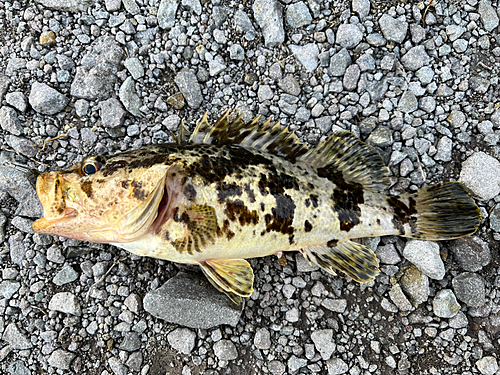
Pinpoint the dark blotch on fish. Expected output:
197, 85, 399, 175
263, 194, 296, 244
80, 180, 93, 198
183, 184, 197, 201
318, 168, 364, 233
304, 220, 313, 232
217, 183, 243, 202
225, 199, 259, 226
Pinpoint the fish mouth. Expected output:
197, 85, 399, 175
32, 208, 78, 233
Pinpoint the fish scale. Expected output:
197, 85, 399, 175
33, 111, 481, 304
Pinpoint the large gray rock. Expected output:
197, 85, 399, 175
253, 0, 285, 48
29, 82, 69, 115
143, 272, 243, 329
35, 0, 92, 12
328, 48, 351, 77
459, 152, 500, 200
174, 68, 203, 109
71, 36, 126, 100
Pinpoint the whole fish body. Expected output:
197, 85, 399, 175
33, 112, 480, 304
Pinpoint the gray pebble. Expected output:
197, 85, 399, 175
182, 0, 202, 15
107, 357, 127, 375
49, 292, 82, 316
167, 328, 196, 354
53, 265, 78, 286
389, 284, 413, 311
71, 36, 125, 100
343, 64, 360, 91
209, 58, 227, 76
0, 106, 23, 136
29, 82, 68, 115
329, 48, 351, 77
229, 44, 245, 60
400, 265, 429, 305
258, 85, 274, 102
36, 0, 92, 12
158, 0, 179, 29
213, 339, 238, 360
234, 10, 257, 41
327, 357, 348, 375
352, 0, 370, 19
336, 24, 363, 49
321, 298, 347, 313
75, 99, 89, 117
403, 240, 445, 280
459, 152, 500, 200
311, 329, 335, 360
476, 356, 499, 375
401, 45, 430, 71
254, 327, 271, 349
290, 44, 319, 72
253, 0, 285, 48
124, 57, 144, 80
398, 90, 418, 113
0, 281, 20, 299
174, 68, 203, 109
378, 14, 408, 43
9, 232, 25, 267
288, 355, 307, 372
285, 2, 312, 29
48, 349, 76, 370
5, 92, 28, 113
376, 244, 401, 264
100, 98, 126, 128
366, 127, 393, 147
452, 272, 486, 307
356, 53, 375, 71
119, 77, 142, 117
433, 289, 460, 318
434, 136, 452, 162
295, 106, 311, 122
3, 323, 32, 350
450, 236, 491, 272
278, 76, 301, 96
478, 0, 499, 32
8, 360, 31, 375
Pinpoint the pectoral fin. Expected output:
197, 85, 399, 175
173, 205, 217, 254
199, 259, 254, 304
301, 240, 379, 282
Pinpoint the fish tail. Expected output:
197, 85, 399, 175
394, 182, 480, 240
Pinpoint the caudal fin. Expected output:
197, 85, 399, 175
398, 182, 480, 240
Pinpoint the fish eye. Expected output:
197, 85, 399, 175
81, 158, 103, 176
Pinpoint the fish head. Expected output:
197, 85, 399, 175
32, 148, 175, 243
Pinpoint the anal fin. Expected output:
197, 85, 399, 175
173, 205, 217, 254
302, 240, 380, 282
199, 259, 254, 305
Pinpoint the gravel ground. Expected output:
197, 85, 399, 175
0, 0, 500, 374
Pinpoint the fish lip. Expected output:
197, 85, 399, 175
32, 208, 78, 233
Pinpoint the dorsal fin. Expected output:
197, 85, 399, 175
298, 131, 390, 192
172, 119, 191, 144
187, 111, 309, 160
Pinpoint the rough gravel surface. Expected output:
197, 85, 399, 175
0, 0, 499, 374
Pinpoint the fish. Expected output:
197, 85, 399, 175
33, 111, 481, 304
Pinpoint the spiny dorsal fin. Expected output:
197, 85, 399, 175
172, 119, 191, 144
298, 131, 390, 192
188, 110, 309, 160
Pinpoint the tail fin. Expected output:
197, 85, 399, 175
396, 182, 480, 240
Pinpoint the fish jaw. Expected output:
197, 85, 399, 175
32, 167, 169, 243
